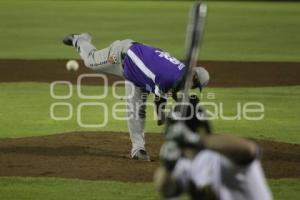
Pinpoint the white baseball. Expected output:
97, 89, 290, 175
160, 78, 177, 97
66, 60, 79, 71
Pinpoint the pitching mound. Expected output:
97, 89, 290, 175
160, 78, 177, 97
0, 132, 299, 182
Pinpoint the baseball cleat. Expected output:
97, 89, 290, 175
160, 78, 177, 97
63, 34, 75, 46
62, 33, 92, 47
132, 150, 151, 161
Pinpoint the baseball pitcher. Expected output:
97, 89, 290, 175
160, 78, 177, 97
63, 33, 209, 161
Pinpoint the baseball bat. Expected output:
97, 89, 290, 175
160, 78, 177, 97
179, 1, 207, 118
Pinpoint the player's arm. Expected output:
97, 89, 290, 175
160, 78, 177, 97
202, 135, 260, 166
154, 85, 169, 126
171, 91, 178, 101
154, 95, 167, 126
166, 123, 259, 166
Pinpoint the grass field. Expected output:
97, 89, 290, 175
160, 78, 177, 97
0, 82, 299, 144
0, 177, 299, 200
0, 1, 299, 61
1, 82, 299, 199
1, 0, 299, 199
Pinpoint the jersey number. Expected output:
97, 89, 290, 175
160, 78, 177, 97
155, 50, 181, 65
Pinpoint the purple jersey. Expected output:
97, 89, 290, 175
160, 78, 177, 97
123, 43, 186, 97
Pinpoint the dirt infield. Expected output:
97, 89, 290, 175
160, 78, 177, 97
1, 59, 300, 87
0, 132, 299, 182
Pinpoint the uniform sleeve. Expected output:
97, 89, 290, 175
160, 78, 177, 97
219, 159, 273, 200
190, 151, 221, 188
172, 158, 192, 192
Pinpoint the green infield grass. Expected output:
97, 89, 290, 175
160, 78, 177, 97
0, 1, 299, 199
0, 177, 298, 200
0, 1, 299, 61
0, 82, 299, 144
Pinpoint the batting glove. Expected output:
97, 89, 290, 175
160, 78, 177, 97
165, 122, 202, 149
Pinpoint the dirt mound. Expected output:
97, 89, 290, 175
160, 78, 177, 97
0, 132, 299, 182
1, 59, 300, 87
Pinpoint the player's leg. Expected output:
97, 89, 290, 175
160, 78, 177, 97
75, 39, 115, 73
125, 81, 150, 161
74, 35, 125, 76
63, 33, 133, 77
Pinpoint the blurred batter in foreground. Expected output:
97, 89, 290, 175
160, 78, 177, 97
155, 121, 273, 200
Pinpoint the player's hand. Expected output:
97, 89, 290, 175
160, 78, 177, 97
159, 141, 181, 172
157, 119, 165, 126
165, 122, 202, 149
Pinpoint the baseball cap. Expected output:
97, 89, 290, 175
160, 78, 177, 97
193, 66, 209, 91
